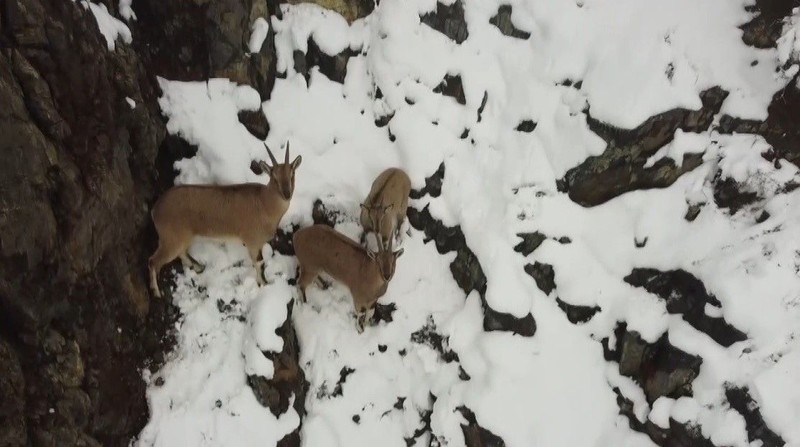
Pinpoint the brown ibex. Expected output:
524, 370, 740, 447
293, 219, 404, 332
359, 167, 411, 248
148, 142, 301, 298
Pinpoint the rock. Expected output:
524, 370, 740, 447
0, 338, 26, 447
560, 87, 728, 206
285, 0, 374, 24
42, 332, 84, 389
294, 38, 359, 84
311, 198, 348, 228
331, 367, 355, 397
725, 387, 785, 447
246, 301, 307, 442
131, 0, 273, 95
0, 0, 178, 444
420, 0, 469, 44
489, 5, 531, 40
410, 162, 445, 200
433, 74, 466, 105
712, 174, 761, 215
32, 427, 102, 447
613, 386, 716, 447
554, 298, 600, 324
624, 268, 747, 347
56, 388, 92, 430
523, 262, 555, 296
270, 224, 300, 256
514, 120, 537, 133
605, 324, 702, 403
238, 109, 270, 140
457, 406, 506, 447
718, 79, 800, 169
370, 302, 397, 325
410, 316, 459, 363
513, 232, 547, 256
477, 91, 489, 122
739, 0, 796, 48
155, 134, 198, 191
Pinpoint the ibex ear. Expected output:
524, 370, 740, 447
394, 248, 404, 258
367, 249, 377, 261
291, 155, 302, 170
259, 161, 272, 176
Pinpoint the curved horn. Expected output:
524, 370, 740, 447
284, 141, 290, 164
264, 142, 278, 165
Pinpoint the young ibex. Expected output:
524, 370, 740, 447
359, 168, 411, 247
293, 219, 404, 332
148, 142, 301, 298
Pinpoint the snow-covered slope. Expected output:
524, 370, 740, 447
134, 0, 800, 446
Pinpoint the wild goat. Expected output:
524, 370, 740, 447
293, 219, 404, 332
148, 143, 301, 298
359, 167, 411, 247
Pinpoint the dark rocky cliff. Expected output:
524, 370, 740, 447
0, 0, 797, 446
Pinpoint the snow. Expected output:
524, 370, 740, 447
139, 0, 800, 446
248, 18, 270, 54
135, 244, 299, 446
86, 1, 132, 51
119, 0, 136, 21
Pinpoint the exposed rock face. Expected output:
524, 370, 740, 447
458, 407, 506, 447
718, 78, 800, 168
0, 0, 175, 445
293, 39, 359, 84
624, 269, 747, 347
131, 0, 274, 96
285, 0, 374, 23
489, 5, 530, 40
740, 0, 797, 48
604, 324, 702, 404
421, 0, 468, 44
560, 87, 728, 206
725, 387, 785, 447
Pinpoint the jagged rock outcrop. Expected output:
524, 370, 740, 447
489, 5, 530, 40
624, 269, 747, 347
421, 0, 468, 44
0, 0, 173, 445
559, 87, 728, 206
131, 0, 274, 97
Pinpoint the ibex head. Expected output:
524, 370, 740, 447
360, 202, 392, 229
259, 141, 302, 200
367, 212, 403, 281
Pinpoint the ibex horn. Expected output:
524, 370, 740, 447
264, 142, 278, 165
285, 141, 290, 164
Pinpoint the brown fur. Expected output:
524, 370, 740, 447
359, 167, 412, 247
148, 144, 301, 298
293, 224, 403, 332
